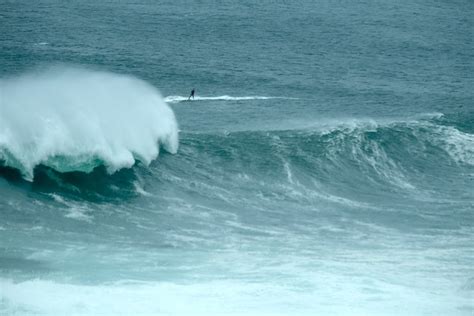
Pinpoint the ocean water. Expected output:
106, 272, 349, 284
1, 0, 473, 315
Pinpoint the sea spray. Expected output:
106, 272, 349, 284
0, 67, 178, 180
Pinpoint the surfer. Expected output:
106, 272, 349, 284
188, 88, 195, 100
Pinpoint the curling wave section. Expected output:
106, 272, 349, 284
0, 67, 179, 180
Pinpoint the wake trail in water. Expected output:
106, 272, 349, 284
164, 95, 298, 103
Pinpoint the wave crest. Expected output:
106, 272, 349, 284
0, 67, 179, 180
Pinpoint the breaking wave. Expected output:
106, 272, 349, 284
0, 67, 179, 180
175, 114, 473, 203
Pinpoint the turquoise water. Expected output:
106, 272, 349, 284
1, 1, 473, 315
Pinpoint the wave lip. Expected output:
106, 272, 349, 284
164, 95, 294, 103
0, 67, 179, 180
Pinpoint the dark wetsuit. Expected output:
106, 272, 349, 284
188, 89, 195, 100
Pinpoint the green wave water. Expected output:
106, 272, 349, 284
1, 0, 473, 315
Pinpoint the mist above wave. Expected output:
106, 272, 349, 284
0, 66, 179, 180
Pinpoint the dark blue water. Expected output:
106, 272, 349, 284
1, 1, 473, 315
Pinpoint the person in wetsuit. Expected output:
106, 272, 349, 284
188, 88, 195, 100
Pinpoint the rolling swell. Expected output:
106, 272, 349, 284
0, 67, 179, 181
1, 110, 472, 205
173, 114, 473, 208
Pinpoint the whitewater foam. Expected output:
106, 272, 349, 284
434, 125, 474, 165
1, 272, 467, 316
164, 95, 294, 103
0, 67, 179, 180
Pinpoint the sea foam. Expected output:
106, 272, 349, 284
0, 66, 178, 180
164, 95, 293, 103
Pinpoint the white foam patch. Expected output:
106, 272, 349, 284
436, 125, 474, 165
0, 66, 179, 180
133, 181, 152, 197
48, 193, 93, 222
0, 278, 311, 316
64, 206, 93, 222
48, 193, 65, 204
0, 275, 469, 316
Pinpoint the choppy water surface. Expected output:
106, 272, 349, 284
1, 0, 473, 315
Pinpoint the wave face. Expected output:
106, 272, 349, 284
1, 113, 472, 316
0, 67, 178, 180
174, 114, 473, 205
